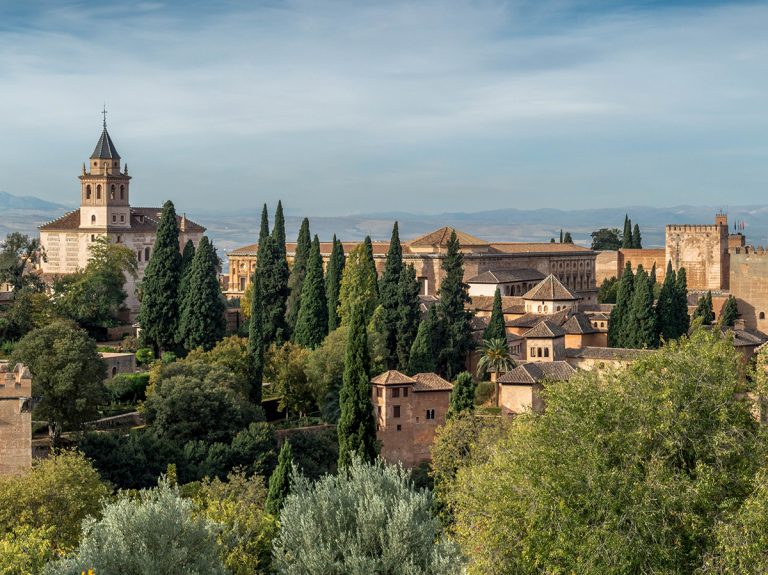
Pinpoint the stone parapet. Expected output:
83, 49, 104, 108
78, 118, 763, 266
0, 362, 33, 475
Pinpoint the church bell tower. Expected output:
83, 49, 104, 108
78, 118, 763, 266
79, 108, 132, 230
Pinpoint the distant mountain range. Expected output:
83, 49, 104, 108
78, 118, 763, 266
2, 191, 768, 259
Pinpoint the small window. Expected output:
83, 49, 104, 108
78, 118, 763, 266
393, 405, 401, 418
120, 215, 124, 222
90, 234, 95, 241
91, 214, 96, 224
530, 347, 535, 357
120, 185, 125, 199
112, 214, 117, 223
396, 424, 402, 431
96, 185, 101, 199
116, 235, 121, 243
110, 185, 115, 199
377, 406, 381, 417
376, 387, 382, 397
111, 366, 117, 377
137, 250, 142, 262
86, 185, 92, 199
145, 247, 150, 261
392, 388, 400, 398
426, 409, 435, 420
544, 348, 550, 358
761, 312, 766, 320
403, 387, 408, 397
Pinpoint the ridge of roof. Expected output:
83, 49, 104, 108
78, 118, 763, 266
523, 320, 566, 338
412, 372, 453, 391
408, 227, 488, 247
371, 370, 416, 385
90, 127, 120, 160
523, 274, 577, 301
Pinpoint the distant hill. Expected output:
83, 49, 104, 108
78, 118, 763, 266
0, 191, 65, 211
0, 192, 68, 237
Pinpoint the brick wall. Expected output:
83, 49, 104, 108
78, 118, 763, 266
0, 362, 32, 475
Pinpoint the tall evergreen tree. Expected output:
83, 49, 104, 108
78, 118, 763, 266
563, 231, 573, 244
395, 264, 421, 372
338, 243, 378, 326
608, 262, 634, 347
259, 235, 289, 346
656, 261, 677, 342
272, 200, 286, 259
719, 295, 738, 327
293, 236, 328, 348
379, 222, 403, 368
326, 236, 345, 332
448, 371, 475, 417
408, 306, 438, 375
649, 263, 657, 287
675, 267, 691, 337
247, 270, 264, 405
437, 231, 473, 380
258, 204, 270, 259
622, 215, 633, 249
694, 291, 715, 325
286, 218, 311, 337
363, 236, 379, 299
265, 440, 293, 516
483, 287, 506, 342
632, 223, 642, 248
139, 200, 183, 355
337, 307, 378, 469
627, 266, 658, 349
559, 229, 563, 243
178, 237, 226, 352
178, 239, 196, 313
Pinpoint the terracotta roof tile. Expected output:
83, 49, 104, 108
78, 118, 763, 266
412, 372, 453, 391
497, 361, 575, 384
469, 295, 525, 313
39, 207, 205, 234
467, 269, 545, 284
507, 309, 570, 328
523, 274, 577, 301
523, 320, 566, 338
370, 370, 416, 385
409, 227, 488, 248
565, 347, 654, 360
562, 313, 598, 335
489, 243, 593, 254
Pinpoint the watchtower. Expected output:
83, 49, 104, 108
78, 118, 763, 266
0, 362, 32, 475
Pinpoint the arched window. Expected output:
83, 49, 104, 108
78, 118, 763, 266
537, 348, 543, 357
91, 215, 96, 225
543, 306, 548, 313
111, 366, 118, 377
145, 247, 151, 261
96, 185, 101, 199
761, 312, 766, 320
530, 347, 535, 357
110, 185, 115, 199
120, 185, 125, 200
137, 249, 142, 262
537, 305, 542, 312
86, 185, 92, 200
544, 348, 549, 358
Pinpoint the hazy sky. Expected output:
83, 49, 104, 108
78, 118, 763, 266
0, 0, 766, 215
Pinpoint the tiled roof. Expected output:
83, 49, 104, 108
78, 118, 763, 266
39, 209, 81, 231
412, 372, 453, 391
91, 127, 120, 160
469, 295, 525, 313
523, 274, 577, 301
507, 309, 570, 328
471, 316, 489, 332
228, 240, 393, 258
497, 361, 575, 384
565, 347, 654, 360
467, 269, 545, 284
562, 313, 597, 335
489, 243, 593, 254
523, 320, 566, 339
39, 208, 205, 233
580, 303, 614, 313
409, 227, 488, 248
371, 370, 416, 385
585, 311, 611, 321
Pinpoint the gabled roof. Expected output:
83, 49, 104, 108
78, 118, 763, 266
523, 274, 577, 301
467, 269, 545, 284
507, 309, 570, 328
371, 370, 416, 385
91, 127, 120, 160
412, 373, 453, 391
497, 361, 575, 384
38, 207, 205, 233
565, 346, 654, 360
469, 295, 525, 313
408, 227, 488, 248
523, 320, 566, 339
562, 313, 597, 335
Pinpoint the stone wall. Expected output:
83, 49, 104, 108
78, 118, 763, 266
729, 247, 768, 332
666, 224, 728, 291
0, 362, 32, 475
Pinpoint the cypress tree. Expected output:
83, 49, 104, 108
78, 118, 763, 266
694, 291, 715, 325
627, 266, 658, 348
178, 236, 226, 352
338, 243, 378, 326
675, 267, 690, 337
294, 236, 328, 348
395, 263, 421, 371
437, 231, 473, 380
138, 200, 182, 355
656, 261, 677, 342
265, 440, 293, 516
563, 231, 573, 244
622, 215, 633, 249
178, 239, 196, 315
363, 236, 379, 299
649, 264, 657, 287
632, 223, 642, 248
337, 307, 378, 470
258, 203, 270, 259
483, 287, 506, 342
247, 269, 264, 405
408, 306, 438, 375
559, 229, 563, 243
286, 218, 311, 336
259, 235, 289, 346
272, 200, 286, 259
326, 235, 345, 332
379, 222, 403, 368
608, 262, 634, 347
720, 295, 738, 327
448, 371, 475, 417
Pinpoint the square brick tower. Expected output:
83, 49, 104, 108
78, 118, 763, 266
0, 362, 32, 475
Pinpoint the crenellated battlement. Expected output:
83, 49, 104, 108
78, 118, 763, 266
667, 224, 724, 234
0, 362, 32, 398
731, 245, 768, 257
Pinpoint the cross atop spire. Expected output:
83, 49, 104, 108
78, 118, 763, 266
102, 104, 108, 128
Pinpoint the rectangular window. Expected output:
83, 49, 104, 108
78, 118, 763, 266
112, 214, 117, 223
377, 406, 381, 417
396, 424, 402, 431
120, 215, 125, 222
376, 387, 382, 397
426, 409, 435, 420
137, 250, 142, 262
393, 405, 400, 418
239, 277, 247, 291
392, 388, 400, 398
403, 387, 408, 397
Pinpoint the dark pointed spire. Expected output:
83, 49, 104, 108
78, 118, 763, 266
90, 108, 120, 160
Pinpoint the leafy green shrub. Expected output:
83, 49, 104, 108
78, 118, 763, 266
474, 381, 494, 405
283, 426, 338, 480
106, 372, 150, 403
135, 347, 154, 365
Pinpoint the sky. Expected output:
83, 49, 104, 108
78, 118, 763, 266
0, 0, 766, 215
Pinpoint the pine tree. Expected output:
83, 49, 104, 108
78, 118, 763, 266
286, 218, 311, 336
363, 236, 379, 299
656, 261, 677, 342
293, 236, 328, 348
608, 262, 634, 347
719, 295, 738, 327
408, 306, 438, 375
247, 269, 264, 405
338, 243, 378, 326
437, 231, 473, 380
139, 200, 183, 355
649, 264, 657, 287
258, 204, 270, 259
326, 236, 345, 332
379, 223, 403, 368
563, 231, 573, 244
694, 291, 715, 325
559, 229, 563, 243
259, 235, 289, 346
178, 236, 226, 352
265, 440, 293, 516
675, 267, 690, 337
627, 266, 658, 349
483, 287, 506, 341
337, 307, 378, 470
178, 239, 196, 316
448, 371, 475, 417
272, 200, 286, 259
622, 215, 633, 249
632, 223, 642, 248
395, 263, 421, 371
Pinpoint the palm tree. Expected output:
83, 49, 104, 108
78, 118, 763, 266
476, 338, 515, 406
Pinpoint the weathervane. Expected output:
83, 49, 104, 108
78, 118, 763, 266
101, 104, 108, 128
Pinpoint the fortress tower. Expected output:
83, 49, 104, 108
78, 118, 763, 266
0, 363, 32, 475
665, 213, 729, 292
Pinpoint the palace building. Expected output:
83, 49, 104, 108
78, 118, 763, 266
38, 118, 205, 317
